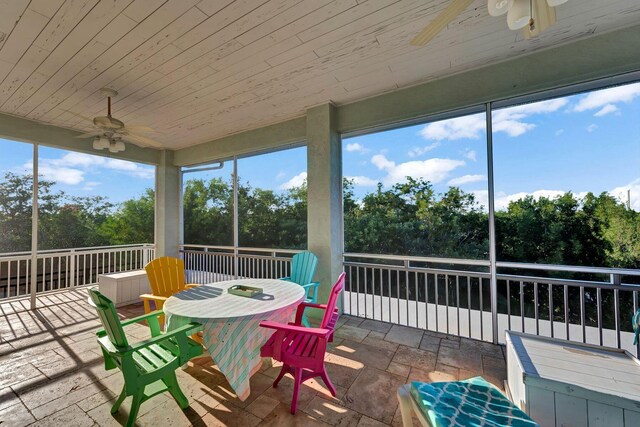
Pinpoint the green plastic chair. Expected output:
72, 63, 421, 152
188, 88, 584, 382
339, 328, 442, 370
87, 287, 203, 427
280, 251, 319, 327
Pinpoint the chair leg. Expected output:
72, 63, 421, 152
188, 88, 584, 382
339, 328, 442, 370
164, 371, 189, 409
273, 364, 289, 388
126, 390, 145, 427
111, 386, 127, 414
320, 365, 337, 397
290, 368, 302, 415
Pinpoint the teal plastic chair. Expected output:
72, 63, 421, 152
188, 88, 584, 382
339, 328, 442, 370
280, 251, 319, 326
87, 287, 203, 427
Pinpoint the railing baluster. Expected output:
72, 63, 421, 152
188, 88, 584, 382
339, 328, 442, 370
435, 274, 439, 333
580, 286, 586, 343
597, 287, 603, 346
548, 283, 554, 338
564, 284, 569, 341
614, 288, 620, 349
506, 280, 511, 332
520, 281, 525, 333
531, 282, 537, 335
445, 274, 450, 334
424, 272, 429, 331
456, 275, 460, 338
479, 278, 484, 341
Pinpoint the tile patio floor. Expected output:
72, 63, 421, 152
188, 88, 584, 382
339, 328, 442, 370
0, 289, 506, 426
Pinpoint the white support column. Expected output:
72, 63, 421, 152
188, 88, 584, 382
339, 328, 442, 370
155, 150, 181, 258
306, 103, 343, 308
30, 144, 39, 310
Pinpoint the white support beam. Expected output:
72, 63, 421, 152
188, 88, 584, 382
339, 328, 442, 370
155, 150, 181, 258
306, 103, 343, 311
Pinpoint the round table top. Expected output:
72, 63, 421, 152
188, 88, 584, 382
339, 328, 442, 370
163, 278, 305, 320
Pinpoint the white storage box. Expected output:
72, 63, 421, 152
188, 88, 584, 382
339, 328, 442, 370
506, 331, 640, 427
98, 270, 151, 307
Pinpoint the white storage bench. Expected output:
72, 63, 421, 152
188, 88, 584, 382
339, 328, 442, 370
506, 331, 640, 427
98, 270, 151, 307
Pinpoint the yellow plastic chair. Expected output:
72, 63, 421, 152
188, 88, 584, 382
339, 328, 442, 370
140, 256, 199, 314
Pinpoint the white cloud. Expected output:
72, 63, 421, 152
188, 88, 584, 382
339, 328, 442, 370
276, 170, 286, 180
610, 178, 640, 211
20, 152, 154, 186
40, 165, 85, 185
586, 124, 598, 133
574, 83, 640, 114
345, 142, 367, 153
594, 104, 619, 117
371, 154, 465, 186
448, 174, 486, 186
346, 175, 378, 186
82, 181, 100, 191
463, 149, 477, 162
419, 98, 568, 141
408, 142, 440, 158
419, 115, 485, 141
280, 172, 307, 189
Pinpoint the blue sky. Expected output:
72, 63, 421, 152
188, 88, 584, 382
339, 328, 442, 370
1, 82, 639, 210
341, 82, 640, 210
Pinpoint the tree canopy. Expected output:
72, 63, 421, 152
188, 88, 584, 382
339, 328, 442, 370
1, 172, 638, 270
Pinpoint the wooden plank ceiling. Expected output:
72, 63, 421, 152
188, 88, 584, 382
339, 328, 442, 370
0, 0, 639, 150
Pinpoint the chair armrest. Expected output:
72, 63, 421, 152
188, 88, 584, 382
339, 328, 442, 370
139, 294, 168, 302
129, 322, 202, 353
300, 282, 319, 289
278, 276, 292, 281
259, 320, 331, 338
185, 284, 200, 289
300, 302, 327, 310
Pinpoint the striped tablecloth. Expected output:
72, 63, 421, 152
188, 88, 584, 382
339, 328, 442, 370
163, 279, 305, 401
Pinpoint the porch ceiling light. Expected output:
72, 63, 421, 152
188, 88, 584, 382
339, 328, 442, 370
108, 140, 125, 153
492, 0, 567, 35
92, 136, 110, 150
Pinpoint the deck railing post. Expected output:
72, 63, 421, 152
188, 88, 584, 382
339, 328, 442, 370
69, 250, 76, 288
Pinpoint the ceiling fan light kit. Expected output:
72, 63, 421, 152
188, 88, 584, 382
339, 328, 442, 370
410, 0, 568, 47
496, 0, 567, 34
507, 0, 531, 30
488, 0, 514, 17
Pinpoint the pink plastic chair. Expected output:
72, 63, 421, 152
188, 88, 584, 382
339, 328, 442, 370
260, 272, 345, 414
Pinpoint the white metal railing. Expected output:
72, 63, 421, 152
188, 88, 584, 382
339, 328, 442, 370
343, 253, 640, 356
0, 244, 155, 300
179, 244, 300, 284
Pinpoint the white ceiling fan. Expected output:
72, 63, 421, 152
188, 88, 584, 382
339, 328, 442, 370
410, 0, 569, 47
72, 88, 163, 153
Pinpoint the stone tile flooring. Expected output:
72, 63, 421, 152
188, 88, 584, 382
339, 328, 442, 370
0, 289, 506, 426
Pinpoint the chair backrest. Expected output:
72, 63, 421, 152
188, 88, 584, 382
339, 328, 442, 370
289, 251, 318, 285
87, 287, 129, 348
320, 272, 345, 331
145, 256, 186, 297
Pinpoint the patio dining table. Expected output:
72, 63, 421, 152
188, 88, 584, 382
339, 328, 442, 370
163, 278, 305, 401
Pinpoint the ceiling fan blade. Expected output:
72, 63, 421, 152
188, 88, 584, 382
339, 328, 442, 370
121, 133, 164, 148
75, 132, 101, 139
411, 0, 474, 46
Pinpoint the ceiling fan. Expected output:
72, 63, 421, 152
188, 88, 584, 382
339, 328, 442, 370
410, 0, 569, 47
72, 88, 163, 153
